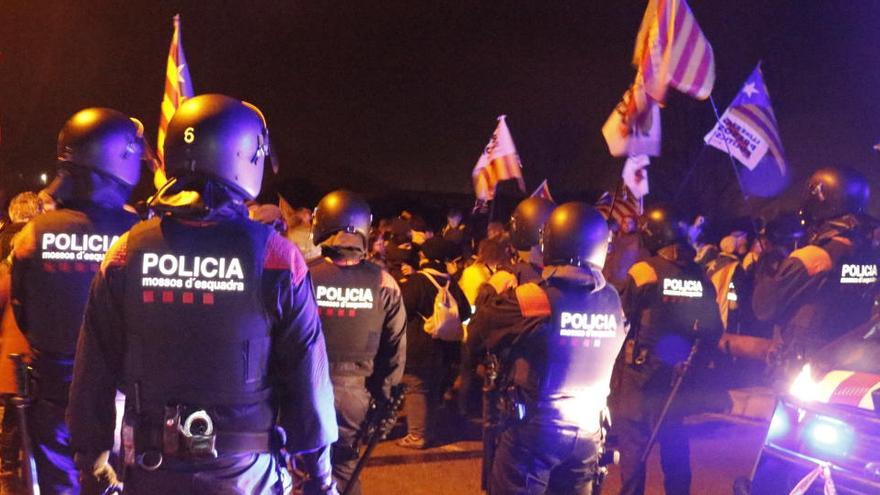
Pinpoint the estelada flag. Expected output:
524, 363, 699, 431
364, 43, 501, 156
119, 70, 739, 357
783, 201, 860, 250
472, 115, 526, 201
530, 179, 555, 203
155, 14, 194, 189
704, 65, 789, 197
603, 0, 715, 157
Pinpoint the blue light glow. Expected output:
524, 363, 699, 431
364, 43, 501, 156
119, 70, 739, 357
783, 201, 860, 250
805, 416, 854, 457
767, 404, 790, 441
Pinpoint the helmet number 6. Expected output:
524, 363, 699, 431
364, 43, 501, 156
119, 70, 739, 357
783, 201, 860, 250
184, 127, 195, 144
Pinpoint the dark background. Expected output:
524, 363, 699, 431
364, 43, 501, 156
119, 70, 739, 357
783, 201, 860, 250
1, 1, 879, 222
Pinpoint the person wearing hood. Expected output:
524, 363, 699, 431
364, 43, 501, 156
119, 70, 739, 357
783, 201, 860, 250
9, 108, 144, 493
66, 95, 338, 494
609, 205, 722, 495
308, 190, 406, 494
468, 202, 627, 494
398, 237, 470, 449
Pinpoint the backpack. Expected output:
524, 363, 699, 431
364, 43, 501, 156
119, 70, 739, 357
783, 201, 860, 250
419, 270, 464, 342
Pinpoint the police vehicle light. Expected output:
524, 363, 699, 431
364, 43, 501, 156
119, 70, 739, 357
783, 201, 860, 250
767, 404, 791, 441
805, 416, 854, 457
789, 364, 819, 402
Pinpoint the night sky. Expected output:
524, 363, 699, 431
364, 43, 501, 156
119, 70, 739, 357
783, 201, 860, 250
1, 1, 879, 219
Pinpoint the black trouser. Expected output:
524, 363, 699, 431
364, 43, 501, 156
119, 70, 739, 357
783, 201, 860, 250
611, 366, 691, 495
489, 417, 601, 495
123, 453, 289, 494
30, 355, 78, 495
0, 395, 21, 471
330, 377, 371, 495
401, 372, 442, 442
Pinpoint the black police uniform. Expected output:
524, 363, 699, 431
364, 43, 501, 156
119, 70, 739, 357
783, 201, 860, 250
753, 215, 879, 362
11, 202, 137, 494
610, 247, 722, 495
469, 266, 627, 495
67, 208, 337, 494
309, 256, 406, 495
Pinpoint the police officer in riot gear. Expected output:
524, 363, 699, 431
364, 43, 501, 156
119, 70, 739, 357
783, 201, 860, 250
67, 94, 338, 494
469, 202, 627, 494
9, 107, 144, 494
308, 190, 406, 495
609, 204, 722, 495
476, 197, 554, 307
753, 167, 878, 368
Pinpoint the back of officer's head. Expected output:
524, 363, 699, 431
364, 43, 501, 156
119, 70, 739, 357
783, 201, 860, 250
312, 190, 372, 251
163, 94, 270, 201
802, 167, 870, 224
640, 204, 688, 254
510, 197, 555, 251
541, 202, 609, 269
49, 107, 145, 207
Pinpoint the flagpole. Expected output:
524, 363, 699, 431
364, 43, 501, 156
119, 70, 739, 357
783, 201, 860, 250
673, 143, 708, 201
708, 94, 765, 249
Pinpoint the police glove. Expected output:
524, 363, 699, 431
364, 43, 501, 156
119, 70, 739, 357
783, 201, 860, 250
75, 451, 121, 494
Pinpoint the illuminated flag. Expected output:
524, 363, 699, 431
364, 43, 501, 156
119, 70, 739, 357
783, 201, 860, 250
603, 0, 715, 157
635, 0, 715, 102
155, 14, 194, 189
704, 65, 789, 197
530, 179, 555, 203
596, 183, 641, 226
472, 115, 525, 201
622, 154, 650, 199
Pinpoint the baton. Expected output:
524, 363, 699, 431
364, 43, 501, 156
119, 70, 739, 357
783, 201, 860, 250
640, 327, 701, 465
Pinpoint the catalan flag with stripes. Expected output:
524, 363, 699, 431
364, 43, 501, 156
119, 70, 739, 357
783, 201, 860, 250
603, 0, 714, 157
472, 115, 525, 201
704, 65, 789, 197
595, 183, 641, 226
635, 0, 716, 103
155, 14, 194, 189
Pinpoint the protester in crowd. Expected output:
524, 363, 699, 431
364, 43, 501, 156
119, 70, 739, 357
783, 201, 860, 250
286, 205, 321, 261
459, 238, 510, 309
485, 221, 507, 241
0, 192, 43, 261
604, 215, 649, 291
399, 237, 471, 449
386, 218, 417, 282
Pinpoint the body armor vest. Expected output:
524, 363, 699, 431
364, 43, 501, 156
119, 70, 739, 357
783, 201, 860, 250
122, 216, 274, 411
309, 259, 385, 363
513, 280, 626, 418
635, 255, 715, 362
19, 205, 137, 355
791, 225, 879, 343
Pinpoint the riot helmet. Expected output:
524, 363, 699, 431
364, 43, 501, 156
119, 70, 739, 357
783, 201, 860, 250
541, 202, 610, 268
163, 94, 270, 199
641, 204, 687, 253
56, 107, 146, 186
510, 197, 555, 251
312, 190, 372, 245
802, 167, 869, 223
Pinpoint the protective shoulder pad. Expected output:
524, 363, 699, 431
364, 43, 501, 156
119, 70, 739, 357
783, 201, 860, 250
628, 261, 658, 287
100, 232, 129, 275
516, 282, 551, 318
789, 245, 832, 276
264, 231, 308, 286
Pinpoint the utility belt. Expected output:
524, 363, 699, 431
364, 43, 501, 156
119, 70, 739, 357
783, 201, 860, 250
122, 404, 280, 471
